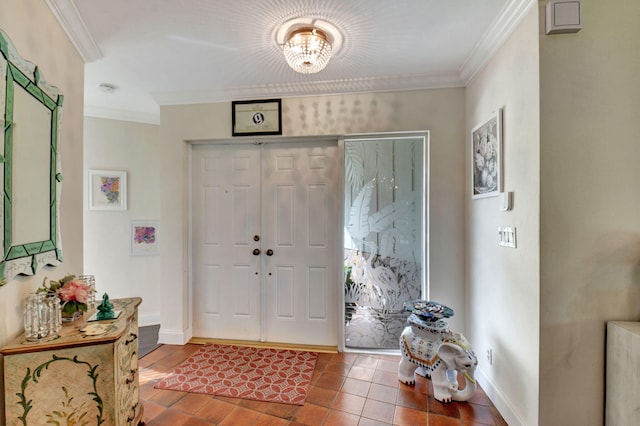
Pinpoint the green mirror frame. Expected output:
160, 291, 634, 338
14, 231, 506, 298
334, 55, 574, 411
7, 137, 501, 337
0, 29, 63, 285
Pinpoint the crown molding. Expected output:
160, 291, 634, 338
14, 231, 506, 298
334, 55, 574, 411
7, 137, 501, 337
45, 0, 102, 63
152, 73, 465, 105
84, 105, 160, 125
459, 0, 537, 85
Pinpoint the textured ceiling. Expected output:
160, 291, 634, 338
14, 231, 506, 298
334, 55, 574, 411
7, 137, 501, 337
46, 0, 533, 123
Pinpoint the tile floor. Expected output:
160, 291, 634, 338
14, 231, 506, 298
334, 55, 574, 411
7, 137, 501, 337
139, 344, 507, 425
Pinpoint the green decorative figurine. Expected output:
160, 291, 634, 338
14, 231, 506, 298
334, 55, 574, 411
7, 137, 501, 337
96, 293, 115, 320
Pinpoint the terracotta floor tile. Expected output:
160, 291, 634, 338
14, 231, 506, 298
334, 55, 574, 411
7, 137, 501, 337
376, 359, 399, 373
324, 361, 353, 376
139, 365, 172, 384
255, 413, 292, 426
324, 409, 361, 426
294, 402, 329, 424
333, 352, 359, 364
361, 399, 396, 424
145, 408, 198, 426
348, 365, 376, 381
193, 398, 236, 423
317, 352, 338, 363
396, 388, 427, 411
311, 370, 324, 384
141, 400, 165, 422
169, 416, 215, 426
399, 378, 428, 396
140, 345, 173, 364
393, 405, 428, 425
315, 355, 333, 371
139, 382, 162, 400
171, 392, 213, 415
148, 388, 187, 407
237, 397, 273, 413
354, 355, 380, 369
459, 402, 496, 425
467, 386, 493, 406
428, 396, 461, 418
262, 401, 300, 420
341, 377, 371, 397
357, 417, 392, 426
428, 413, 462, 426
219, 406, 262, 425
315, 372, 346, 391
331, 392, 366, 415
371, 369, 400, 388
215, 395, 242, 405
306, 385, 338, 407
367, 383, 398, 404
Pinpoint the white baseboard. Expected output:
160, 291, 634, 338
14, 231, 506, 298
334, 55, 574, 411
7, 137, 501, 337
158, 328, 192, 345
476, 367, 527, 426
138, 313, 160, 327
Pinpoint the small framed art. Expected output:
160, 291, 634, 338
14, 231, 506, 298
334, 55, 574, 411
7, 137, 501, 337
471, 108, 502, 199
232, 99, 282, 136
130, 221, 159, 256
88, 170, 127, 210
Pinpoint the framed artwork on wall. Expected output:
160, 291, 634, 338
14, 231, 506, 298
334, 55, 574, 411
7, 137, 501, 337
130, 221, 159, 256
471, 108, 502, 199
232, 99, 282, 136
88, 170, 127, 210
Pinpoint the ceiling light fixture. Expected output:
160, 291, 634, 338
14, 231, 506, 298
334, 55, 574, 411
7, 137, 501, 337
282, 27, 333, 74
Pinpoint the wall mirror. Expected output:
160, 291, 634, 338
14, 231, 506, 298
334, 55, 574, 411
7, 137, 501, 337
0, 29, 63, 285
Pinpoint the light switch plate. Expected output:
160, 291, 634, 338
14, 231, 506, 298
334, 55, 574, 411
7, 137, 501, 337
498, 226, 517, 248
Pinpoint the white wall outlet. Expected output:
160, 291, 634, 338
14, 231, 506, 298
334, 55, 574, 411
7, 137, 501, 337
486, 348, 493, 365
498, 226, 517, 248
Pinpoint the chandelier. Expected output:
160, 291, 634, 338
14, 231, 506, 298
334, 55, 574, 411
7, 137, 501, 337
282, 27, 333, 74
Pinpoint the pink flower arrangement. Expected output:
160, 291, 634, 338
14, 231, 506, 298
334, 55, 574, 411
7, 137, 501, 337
58, 279, 91, 305
40, 274, 92, 315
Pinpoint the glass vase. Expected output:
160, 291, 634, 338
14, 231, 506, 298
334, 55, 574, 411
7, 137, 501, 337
77, 274, 96, 308
23, 293, 61, 342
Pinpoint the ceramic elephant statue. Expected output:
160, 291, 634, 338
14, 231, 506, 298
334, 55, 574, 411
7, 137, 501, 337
398, 313, 478, 403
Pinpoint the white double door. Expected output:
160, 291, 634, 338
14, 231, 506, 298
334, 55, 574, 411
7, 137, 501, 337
191, 140, 339, 346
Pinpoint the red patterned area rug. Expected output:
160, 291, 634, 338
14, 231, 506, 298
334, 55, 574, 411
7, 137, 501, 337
155, 344, 318, 405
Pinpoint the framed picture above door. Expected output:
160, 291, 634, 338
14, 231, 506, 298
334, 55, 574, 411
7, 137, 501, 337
232, 99, 282, 136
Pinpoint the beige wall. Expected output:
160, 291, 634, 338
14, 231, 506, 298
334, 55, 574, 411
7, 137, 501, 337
83, 117, 161, 325
539, 0, 640, 423
157, 89, 467, 343
466, 6, 540, 426
0, 0, 84, 422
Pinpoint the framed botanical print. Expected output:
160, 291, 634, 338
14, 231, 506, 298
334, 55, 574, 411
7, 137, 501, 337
471, 108, 502, 199
130, 221, 159, 256
88, 170, 127, 210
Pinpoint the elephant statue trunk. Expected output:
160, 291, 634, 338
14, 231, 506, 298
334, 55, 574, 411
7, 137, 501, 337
398, 312, 478, 403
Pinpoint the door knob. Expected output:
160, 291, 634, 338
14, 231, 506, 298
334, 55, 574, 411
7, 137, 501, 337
253, 235, 260, 241
252, 248, 261, 255
266, 249, 274, 256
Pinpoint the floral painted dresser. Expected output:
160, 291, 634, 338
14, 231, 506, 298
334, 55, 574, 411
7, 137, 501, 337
1, 297, 143, 425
